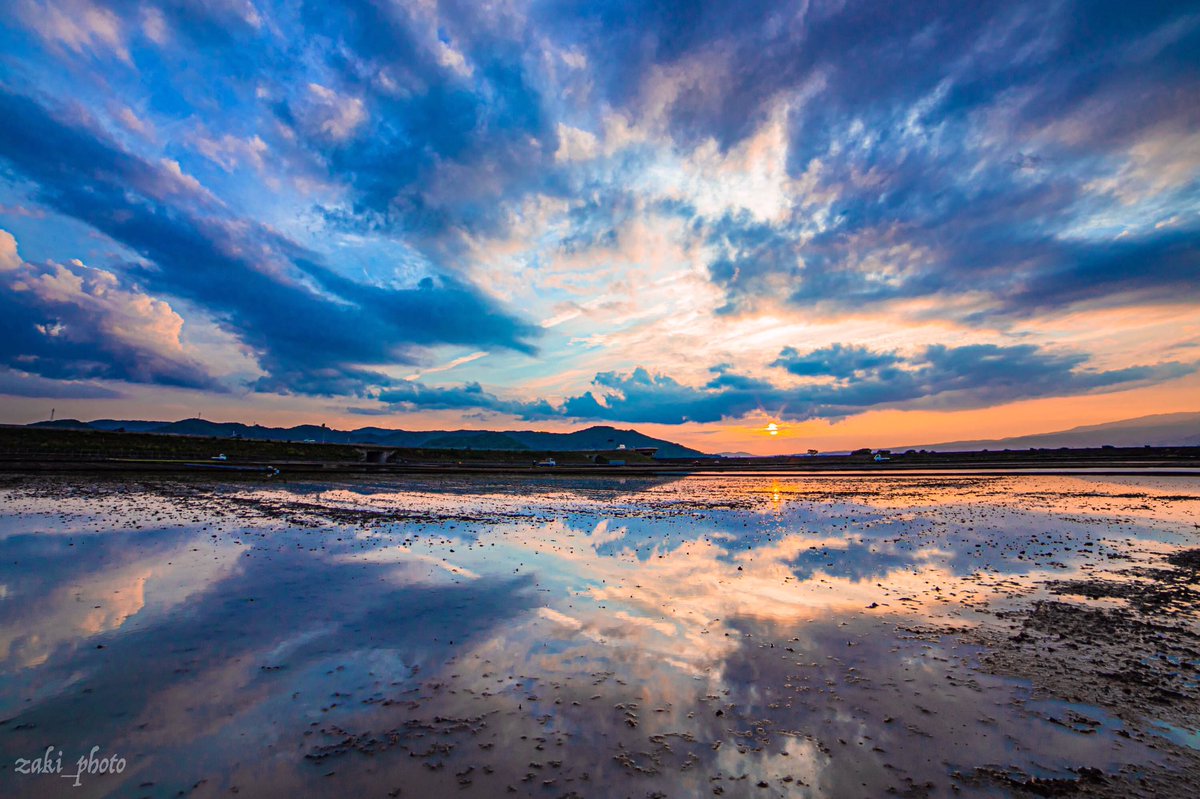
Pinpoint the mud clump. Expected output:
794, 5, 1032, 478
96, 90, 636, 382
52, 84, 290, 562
1047, 547, 1200, 617
963, 766, 1109, 796
987, 599, 1198, 722
1167, 548, 1200, 572
980, 548, 1200, 732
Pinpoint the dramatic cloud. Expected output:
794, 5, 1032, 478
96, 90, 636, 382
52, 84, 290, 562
558, 344, 1189, 424
0, 1, 1196, 434
0, 89, 538, 397
659, 0, 1200, 316
277, 0, 565, 249
372, 381, 556, 418
772, 344, 902, 379
0, 229, 216, 388
0, 367, 120, 399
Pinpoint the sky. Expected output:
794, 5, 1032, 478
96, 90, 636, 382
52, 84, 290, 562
0, 0, 1197, 454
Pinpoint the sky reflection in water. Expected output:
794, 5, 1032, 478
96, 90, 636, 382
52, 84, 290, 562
0, 474, 1197, 797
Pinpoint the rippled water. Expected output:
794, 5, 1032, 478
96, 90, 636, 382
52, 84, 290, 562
0, 473, 1197, 797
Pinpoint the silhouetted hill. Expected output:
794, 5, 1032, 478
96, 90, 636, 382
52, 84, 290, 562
505, 426, 700, 456
28, 418, 93, 430
421, 431, 530, 450
908, 412, 1200, 452
25, 419, 706, 458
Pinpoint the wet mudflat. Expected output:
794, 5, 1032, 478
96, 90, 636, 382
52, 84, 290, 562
0, 473, 1197, 798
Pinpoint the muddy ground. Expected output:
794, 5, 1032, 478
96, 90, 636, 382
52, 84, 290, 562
0, 473, 1196, 797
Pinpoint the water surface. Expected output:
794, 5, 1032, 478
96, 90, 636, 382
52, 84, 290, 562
1, 473, 1198, 797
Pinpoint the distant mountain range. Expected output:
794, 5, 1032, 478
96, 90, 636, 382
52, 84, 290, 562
27, 412, 1196, 460
906, 412, 1200, 452
27, 418, 707, 459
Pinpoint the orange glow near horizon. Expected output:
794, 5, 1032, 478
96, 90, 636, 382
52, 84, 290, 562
0, 371, 1196, 456
1, 1, 1198, 468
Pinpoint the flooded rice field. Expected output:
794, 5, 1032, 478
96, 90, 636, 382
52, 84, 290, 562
0, 473, 1198, 798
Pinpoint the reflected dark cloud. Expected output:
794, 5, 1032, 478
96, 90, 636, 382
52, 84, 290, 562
0, 534, 537, 778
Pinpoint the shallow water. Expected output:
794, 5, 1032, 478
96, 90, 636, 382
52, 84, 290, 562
0, 473, 1197, 797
